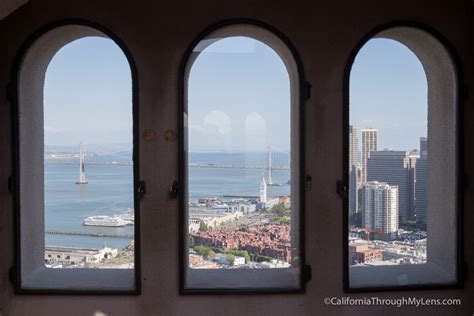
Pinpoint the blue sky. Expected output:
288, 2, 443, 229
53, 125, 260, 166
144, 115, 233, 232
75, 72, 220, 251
188, 37, 290, 152
43, 36, 427, 153
350, 39, 427, 151
44, 37, 132, 146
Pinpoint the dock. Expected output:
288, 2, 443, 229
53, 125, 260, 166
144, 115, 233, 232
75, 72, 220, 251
45, 230, 133, 239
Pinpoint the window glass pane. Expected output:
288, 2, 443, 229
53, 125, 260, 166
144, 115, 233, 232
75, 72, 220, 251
17, 25, 137, 291
348, 30, 458, 289
43, 37, 134, 269
184, 31, 301, 290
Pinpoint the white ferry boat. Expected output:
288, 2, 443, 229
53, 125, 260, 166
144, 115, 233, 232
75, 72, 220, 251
83, 215, 128, 227
121, 208, 135, 225
83, 209, 135, 227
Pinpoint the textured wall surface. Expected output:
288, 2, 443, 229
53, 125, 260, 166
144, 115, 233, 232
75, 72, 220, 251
0, 0, 472, 315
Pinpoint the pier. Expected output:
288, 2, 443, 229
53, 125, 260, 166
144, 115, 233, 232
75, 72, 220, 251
45, 230, 133, 239
223, 195, 259, 199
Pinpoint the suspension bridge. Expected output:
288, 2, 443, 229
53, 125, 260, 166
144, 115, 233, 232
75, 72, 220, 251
189, 146, 290, 171
44, 145, 290, 170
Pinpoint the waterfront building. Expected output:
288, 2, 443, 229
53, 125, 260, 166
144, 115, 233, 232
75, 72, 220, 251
234, 256, 246, 266
189, 219, 201, 233
361, 128, 378, 183
189, 210, 243, 229
44, 245, 118, 267
367, 150, 414, 223
258, 177, 279, 209
260, 177, 267, 202
362, 181, 399, 241
228, 199, 258, 213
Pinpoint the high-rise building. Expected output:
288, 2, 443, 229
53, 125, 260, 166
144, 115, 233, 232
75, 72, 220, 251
420, 137, 427, 159
349, 125, 358, 214
415, 137, 428, 222
362, 181, 399, 241
361, 128, 378, 184
349, 125, 358, 168
408, 150, 419, 222
367, 150, 415, 223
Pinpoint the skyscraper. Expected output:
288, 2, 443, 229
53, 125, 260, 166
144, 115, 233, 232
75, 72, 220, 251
361, 128, 378, 184
420, 137, 427, 159
415, 137, 428, 222
349, 125, 358, 214
362, 181, 399, 241
349, 125, 358, 168
367, 150, 415, 223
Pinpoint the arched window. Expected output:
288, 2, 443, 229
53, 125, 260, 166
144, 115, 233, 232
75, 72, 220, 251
180, 21, 306, 292
12, 22, 139, 293
345, 25, 461, 290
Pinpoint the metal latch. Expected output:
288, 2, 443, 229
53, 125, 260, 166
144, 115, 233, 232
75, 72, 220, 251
169, 181, 179, 199
336, 180, 347, 198
305, 174, 312, 191
137, 181, 146, 199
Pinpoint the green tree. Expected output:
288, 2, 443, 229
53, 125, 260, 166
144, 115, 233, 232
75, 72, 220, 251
271, 202, 290, 217
199, 221, 208, 232
189, 236, 195, 247
270, 216, 291, 224
225, 254, 235, 266
193, 245, 215, 259
223, 249, 251, 263
239, 225, 249, 232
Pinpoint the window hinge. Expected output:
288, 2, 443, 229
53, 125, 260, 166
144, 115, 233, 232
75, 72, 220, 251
305, 174, 312, 191
303, 264, 312, 283
336, 180, 347, 198
6, 82, 14, 103
9, 266, 16, 285
137, 181, 146, 199
304, 82, 312, 101
8, 176, 14, 194
169, 180, 179, 199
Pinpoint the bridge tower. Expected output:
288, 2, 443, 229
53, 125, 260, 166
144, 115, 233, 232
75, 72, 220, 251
76, 142, 88, 184
268, 145, 273, 185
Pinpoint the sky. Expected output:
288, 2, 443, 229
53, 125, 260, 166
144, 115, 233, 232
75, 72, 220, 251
350, 39, 427, 151
44, 37, 132, 146
188, 37, 290, 152
43, 36, 427, 153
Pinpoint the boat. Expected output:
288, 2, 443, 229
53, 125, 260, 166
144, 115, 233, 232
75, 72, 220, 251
83, 209, 135, 227
120, 208, 135, 225
83, 215, 128, 227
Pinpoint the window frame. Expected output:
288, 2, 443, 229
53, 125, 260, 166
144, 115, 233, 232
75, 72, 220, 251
342, 21, 465, 293
178, 18, 309, 294
9, 19, 141, 295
